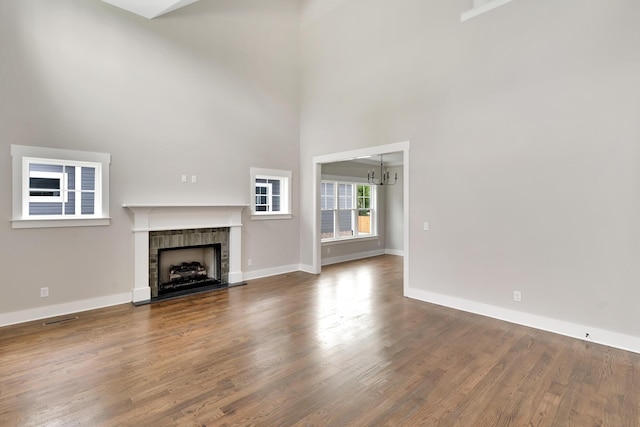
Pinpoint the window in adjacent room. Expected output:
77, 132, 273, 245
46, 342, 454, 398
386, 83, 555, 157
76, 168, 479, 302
11, 145, 111, 228
321, 179, 376, 241
250, 167, 291, 219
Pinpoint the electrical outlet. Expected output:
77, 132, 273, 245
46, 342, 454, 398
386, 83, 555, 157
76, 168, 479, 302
423, 222, 429, 231
513, 291, 522, 302
248, 259, 253, 266
40, 287, 49, 298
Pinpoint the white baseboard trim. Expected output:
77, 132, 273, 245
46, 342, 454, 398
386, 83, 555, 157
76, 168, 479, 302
228, 271, 244, 284
406, 287, 640, 355
0, 293, 131, 328
385, 249, 404, 256
243, 264, 301, 281
299, 264, 317, 274
321, 249, 385, 266
131, 286, 150, 304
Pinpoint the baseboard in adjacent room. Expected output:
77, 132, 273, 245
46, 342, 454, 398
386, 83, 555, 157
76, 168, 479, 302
321, 249, 385, 266
385, 249, 404, 256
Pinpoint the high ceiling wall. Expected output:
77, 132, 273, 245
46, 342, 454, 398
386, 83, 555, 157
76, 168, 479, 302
299, 0, 640, 346
0, 0, 301, 320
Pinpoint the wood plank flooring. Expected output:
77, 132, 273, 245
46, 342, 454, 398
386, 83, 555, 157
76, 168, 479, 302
1, 255, 639, 426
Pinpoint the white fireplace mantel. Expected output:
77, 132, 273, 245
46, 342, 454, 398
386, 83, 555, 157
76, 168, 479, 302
123, 203, 248, 303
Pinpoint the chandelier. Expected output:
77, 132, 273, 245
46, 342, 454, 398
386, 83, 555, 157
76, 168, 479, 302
367, 155, 397, 186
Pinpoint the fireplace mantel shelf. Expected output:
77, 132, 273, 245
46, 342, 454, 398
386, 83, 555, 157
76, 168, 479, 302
122, 203, 249, 209
123, 204, 248, 232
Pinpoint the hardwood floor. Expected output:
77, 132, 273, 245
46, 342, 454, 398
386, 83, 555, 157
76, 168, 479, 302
1, 255, 639, 426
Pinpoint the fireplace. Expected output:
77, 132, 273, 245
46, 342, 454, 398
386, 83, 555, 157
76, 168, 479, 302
149, 228, 228, 298
123, 204, 247, 304
157, 244, 221, 296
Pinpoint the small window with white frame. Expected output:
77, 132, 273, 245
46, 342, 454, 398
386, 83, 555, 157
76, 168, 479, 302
250, 167, 291, 219
11, 145, 111, 228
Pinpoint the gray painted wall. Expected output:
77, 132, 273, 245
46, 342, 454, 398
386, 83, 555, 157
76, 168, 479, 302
299, 0, 640, 337
0, 0, 300, 314
384, 165, 403, 254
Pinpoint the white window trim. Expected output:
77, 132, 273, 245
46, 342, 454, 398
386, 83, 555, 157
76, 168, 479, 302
250, 167, 292, 220
11, 145, 111, 229
320, 175, 377, 243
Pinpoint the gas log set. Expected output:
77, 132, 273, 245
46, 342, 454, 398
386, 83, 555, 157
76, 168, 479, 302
169, 262, 208, 282
160, 261, 220, 295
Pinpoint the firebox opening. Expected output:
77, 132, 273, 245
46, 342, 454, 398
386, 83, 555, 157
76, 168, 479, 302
157, 243, 222, 296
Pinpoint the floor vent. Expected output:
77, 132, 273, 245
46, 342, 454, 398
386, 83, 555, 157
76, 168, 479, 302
43, 316, 79, 326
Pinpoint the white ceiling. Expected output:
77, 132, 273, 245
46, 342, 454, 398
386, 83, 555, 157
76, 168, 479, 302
100, 0, 201, 19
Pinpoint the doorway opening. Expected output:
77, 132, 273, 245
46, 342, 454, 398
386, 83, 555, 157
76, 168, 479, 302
312, 141, 410, 295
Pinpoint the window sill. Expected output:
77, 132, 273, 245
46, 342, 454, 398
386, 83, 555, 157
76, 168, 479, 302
251, 213, 292, 221
11, 217, 111, 229
322, 235, 379, 246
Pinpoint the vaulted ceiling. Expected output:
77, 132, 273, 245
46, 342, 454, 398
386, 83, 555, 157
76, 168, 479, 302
100, 0, 201, 19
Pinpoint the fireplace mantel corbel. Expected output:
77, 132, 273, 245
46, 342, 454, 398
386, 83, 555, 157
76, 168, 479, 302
123, 204, 248, 303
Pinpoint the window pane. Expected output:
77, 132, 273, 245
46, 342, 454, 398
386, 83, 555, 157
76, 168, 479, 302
271, 195, 281, 212
338, 210, 354, 237
81, 167, 96, 191
358, 209, 371, 235
268, 179, 280, 196
357, 185, 371, 209
321, 210, 334, 239
338, 184, 353, 209
81, 192, 95, 214
29, 202, 62, 216
321, 183, 335, 210
66, 166, 75, 190
30, 164, 63, 173
29, 177, 61, 196
65, 192, 76, 215
30, 177, 60, 190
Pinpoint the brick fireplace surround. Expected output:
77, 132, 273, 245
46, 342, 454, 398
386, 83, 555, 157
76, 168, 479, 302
123, 204, 247, 303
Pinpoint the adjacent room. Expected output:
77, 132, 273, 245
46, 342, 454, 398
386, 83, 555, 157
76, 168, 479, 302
2, 0, 640, 425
